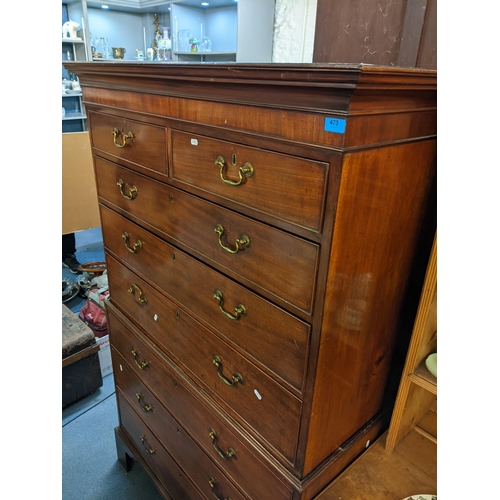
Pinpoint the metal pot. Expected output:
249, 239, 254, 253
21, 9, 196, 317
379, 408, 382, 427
112, 47, 126, 59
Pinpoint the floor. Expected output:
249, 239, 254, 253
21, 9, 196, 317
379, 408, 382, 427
63, 227, 437, 500
62, 227, 164, 500
316, 428, 437, 500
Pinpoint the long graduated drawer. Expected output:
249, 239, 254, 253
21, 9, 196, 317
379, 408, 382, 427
94, 156, 319, 316
108, 303, 294, 500
100, 205, 310, 394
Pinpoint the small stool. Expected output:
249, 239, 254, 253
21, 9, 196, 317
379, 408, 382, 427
62, 304, 103, 408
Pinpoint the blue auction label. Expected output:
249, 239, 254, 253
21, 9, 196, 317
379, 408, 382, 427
324, 117, 346, 134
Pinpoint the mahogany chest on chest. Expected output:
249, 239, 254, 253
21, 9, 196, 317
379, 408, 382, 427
65, 61, 436, 500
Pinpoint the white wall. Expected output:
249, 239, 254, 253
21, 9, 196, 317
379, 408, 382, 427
87, 8, 151, 59
171, 4, 237, 53
206, 7, 238, 53
272, 0, 318, 63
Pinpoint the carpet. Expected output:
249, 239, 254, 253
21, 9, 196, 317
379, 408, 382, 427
62, 227, 163, 499
62, 386, 163, 500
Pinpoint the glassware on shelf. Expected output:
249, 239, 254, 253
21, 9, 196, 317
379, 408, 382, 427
177, 29, 191, 52
199, 36, 212, 53
90, 34, 101, 58
100, 37, 111, 59
155, 33, 164, 60
162, 27, 171, 48
161, 27, 172, 60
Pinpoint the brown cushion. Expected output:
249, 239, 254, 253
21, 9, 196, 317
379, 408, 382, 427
62, 304, 96, 359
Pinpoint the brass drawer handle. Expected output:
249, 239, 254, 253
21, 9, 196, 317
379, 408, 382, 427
208, 428, 236, 460
215, 155, 253, 186
128, 283, 148, 304
208, 477, 232, 500
136, 392, 153, 413
131, 348, 150, 370
214, 224, 250, 254
122, 231, 143, 253
213, 289, 246, 321
112, 127, 134, 148
140, 435, 156, 455
212, 355, 243, 386
117, 179, 138, 200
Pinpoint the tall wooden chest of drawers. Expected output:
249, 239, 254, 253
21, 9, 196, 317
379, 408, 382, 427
66, 62, 436, 500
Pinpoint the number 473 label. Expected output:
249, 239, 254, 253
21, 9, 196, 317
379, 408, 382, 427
324, 117, 346, 134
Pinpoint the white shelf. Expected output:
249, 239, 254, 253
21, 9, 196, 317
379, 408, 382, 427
63, 113, 87, 121
173, 51, 236, 56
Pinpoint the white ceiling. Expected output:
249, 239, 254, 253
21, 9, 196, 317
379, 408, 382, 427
76, 0, 237, 14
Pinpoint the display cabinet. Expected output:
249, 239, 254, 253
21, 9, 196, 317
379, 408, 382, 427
62, 11, 89, 133
171, 0, 274, 62
64, 0, 274, 64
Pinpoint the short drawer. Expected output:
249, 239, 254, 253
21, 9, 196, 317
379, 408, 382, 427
108, 303, 297, 489
117, 391, 204, 500
94, 157, 319, 315
101, 206, 310, 394
171, 130, 329, 232
89, 110, 167, 174
108, 254, 302, 464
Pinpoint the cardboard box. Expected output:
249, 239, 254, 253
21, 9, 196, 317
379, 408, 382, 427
62, 132, 101, 235
96, 334, 113, 378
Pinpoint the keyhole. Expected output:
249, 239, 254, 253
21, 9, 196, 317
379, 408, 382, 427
231, 153, 237, 165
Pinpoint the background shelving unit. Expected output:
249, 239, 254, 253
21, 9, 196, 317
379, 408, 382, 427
63, 0, 274, 64
62, 10, 89, 133
62, 2, 99, 235
172, 51, 237, 62
171, 0, 274, 62
62, 90, 87, 133
386, 233, 437, 451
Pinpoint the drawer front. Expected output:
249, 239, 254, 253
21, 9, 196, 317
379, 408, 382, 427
115, 353, 290, 500
171, 130, 328, 232
108, 254, 302, 463
117, 391, 204, 500
89, 111, 167, 174
101, 206, 310, 393
108, 304, 297, 490
117, 382, 246, 500
94, 157, 319, 315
